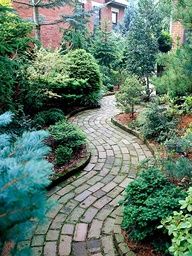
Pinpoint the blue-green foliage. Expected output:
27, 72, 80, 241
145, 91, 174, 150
0, 112, 53, 255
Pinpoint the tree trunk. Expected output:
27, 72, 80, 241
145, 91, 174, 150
131, 104, 134, 119
32, 0, 41, 41
146, 76, 150, 101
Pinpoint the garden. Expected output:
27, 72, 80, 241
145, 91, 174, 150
0, 0, 191, 256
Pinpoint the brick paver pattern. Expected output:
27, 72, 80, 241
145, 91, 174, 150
25, 96, 152, 256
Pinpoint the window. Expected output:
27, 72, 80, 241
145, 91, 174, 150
112, 11, 118, 25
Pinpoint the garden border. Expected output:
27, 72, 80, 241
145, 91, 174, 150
111, 115, 158, 156
113, 209, 135, 256
47, 149, 91, 189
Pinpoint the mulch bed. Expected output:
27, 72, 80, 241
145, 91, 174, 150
115, 113, 137, 125
122, 230, 161, 256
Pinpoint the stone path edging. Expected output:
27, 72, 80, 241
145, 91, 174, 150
111, 115, 157, 156
48, 149, 91, 189
113, 208, 135, 256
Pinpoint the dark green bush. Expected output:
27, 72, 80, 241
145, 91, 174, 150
55, 145, 73, 165
49, 119, 86, 149
138, 103, 177, 142
121, 168, 186, 253
33, 108, 65, 128
158, 31, 172, 53
63, 49, 102, 106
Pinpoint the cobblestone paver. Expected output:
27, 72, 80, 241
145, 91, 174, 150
27, 96, 152, 256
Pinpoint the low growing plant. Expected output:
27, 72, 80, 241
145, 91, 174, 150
164, 133, 192, 156
138, 103, 177, 142
160, 187, 192, 256
49, 119, 86, 149
163, 157, 192, 182
121, 168, 186, 254
33, 108, 65, 128
55, 145, 73, 165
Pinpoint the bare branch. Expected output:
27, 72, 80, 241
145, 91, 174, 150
13, 0, 33, 6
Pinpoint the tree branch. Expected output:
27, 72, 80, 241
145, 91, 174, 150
13, 0, 32, 7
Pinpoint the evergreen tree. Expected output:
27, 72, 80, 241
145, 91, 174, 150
0, 2, 33, 56
154, 0, 192, 98
90, 24, 124, 89
61, 1, 91, 52
124, 0, 164, 100
0, 112, 53, 255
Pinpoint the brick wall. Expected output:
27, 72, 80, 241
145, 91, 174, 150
14, 0, 127, 49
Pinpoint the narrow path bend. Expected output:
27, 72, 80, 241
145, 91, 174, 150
29, 96, 152, 256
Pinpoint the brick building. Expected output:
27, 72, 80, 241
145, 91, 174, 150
14, 0, 128, 48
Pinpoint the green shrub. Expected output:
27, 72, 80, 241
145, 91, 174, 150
33, 108, 65, 128
163, 157, 192, 181
138, 103, 177, 142
121, 168, 186, 253
55, 145, 73, 165
116, 74, 143, 117
164, 133, 192, 155
161, 187, 192, 256
63, 49, 102, 106
49, 119, 86, 149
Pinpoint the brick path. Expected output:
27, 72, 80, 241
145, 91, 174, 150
27, 96, 152, 256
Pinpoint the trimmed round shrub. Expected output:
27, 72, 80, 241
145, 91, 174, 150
63, 49, 102, 106
49, 119, 86, 149
55, 145, 73, 165
33, 108, 65, 128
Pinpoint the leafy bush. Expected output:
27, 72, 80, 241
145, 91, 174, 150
28, 48, 102, 108
49, 119, 86, 149
116, 75, 142, 117
55, 145, 73, 165
138, 103, 177, 142
63, 49, 102, 106
121, 168, 186, 253
33, 108, 65, 128
161, 187, 192, 256
0, 112, 53, 255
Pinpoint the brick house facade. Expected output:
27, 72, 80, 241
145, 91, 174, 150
14, 0, 128, 48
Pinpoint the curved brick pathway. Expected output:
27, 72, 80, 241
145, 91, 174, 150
27, 96, 152, 256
